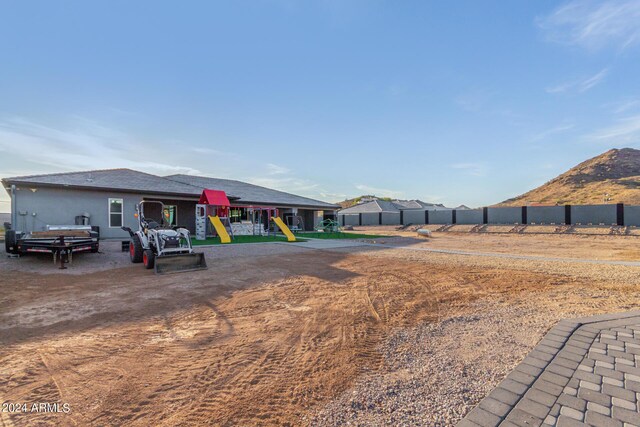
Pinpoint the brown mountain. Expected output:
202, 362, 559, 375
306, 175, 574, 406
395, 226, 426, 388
497, 148, 640, 206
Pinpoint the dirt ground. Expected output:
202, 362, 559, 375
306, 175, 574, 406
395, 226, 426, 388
353, 225, 640, 260
1, 235, 640, 426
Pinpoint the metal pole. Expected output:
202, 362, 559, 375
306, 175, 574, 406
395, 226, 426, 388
10, 184, 17, 230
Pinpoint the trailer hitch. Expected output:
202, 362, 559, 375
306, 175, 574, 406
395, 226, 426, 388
52, 236, 72, 269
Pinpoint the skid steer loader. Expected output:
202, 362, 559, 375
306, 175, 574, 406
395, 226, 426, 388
122, 201, 207, 274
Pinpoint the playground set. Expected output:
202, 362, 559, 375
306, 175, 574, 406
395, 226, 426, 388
195, 189, 297, 243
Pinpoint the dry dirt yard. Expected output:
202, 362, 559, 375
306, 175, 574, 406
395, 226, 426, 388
354, 225, 640, 261
1, 234, 640, 426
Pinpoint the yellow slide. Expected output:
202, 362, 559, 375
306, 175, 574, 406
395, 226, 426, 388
208, 216, 231, 243
272, 217, 296, 242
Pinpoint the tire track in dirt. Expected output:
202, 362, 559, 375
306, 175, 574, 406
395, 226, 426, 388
3, 249, 640, 426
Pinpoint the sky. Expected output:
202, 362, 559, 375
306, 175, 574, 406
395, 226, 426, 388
1, 0, 640, 211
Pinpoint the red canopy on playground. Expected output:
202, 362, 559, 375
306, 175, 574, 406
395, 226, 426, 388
199, 189, 231, 206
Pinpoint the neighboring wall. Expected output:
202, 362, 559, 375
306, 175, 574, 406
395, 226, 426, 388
487, 207, 520, 224
338, 203, 640, 227
403, 210, 427, 225
624, 206, 640, 227
571, 205, 617, 225
429, 210, 454, 224
456, 209, 483, 225
343, 214, 360, 226
361, 213, 379, 226
381, 212, 400, 225
527, 206, 564, 224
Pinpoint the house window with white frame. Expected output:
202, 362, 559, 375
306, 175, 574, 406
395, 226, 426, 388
109, 198, 123, 227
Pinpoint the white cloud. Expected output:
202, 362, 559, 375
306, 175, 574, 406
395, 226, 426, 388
0, 116, 202, 175
588, 114, 640, 143
546, 68, 609, 94
354, 184, 404, 199
190, 147, 224, 155
607, 99, 640, 115
530, 122, 575, 141
266, 163, 290, 175
319, 191, 349, 201
450, 162, 487, 177
246, 163, 345, 203
580, 68, 609, 91
538, 0, 640, 51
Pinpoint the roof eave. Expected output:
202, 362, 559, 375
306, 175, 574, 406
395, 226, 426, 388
3, 180, 202, 199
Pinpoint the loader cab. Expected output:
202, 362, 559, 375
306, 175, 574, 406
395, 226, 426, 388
137, 201, 169, 231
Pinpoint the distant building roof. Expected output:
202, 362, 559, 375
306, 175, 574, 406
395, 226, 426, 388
392, 199, 445, 209
454, 204, 472, 210
392, 200, 423, 209
338, 199, 449, 214
2, 169, 338, 210
338, 200, 399, 214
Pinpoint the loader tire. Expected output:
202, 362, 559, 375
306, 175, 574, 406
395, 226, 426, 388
129, 235, 143, 263
143, 249, 155, 269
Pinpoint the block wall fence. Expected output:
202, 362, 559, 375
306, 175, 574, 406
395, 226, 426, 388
338, 203, 637, 227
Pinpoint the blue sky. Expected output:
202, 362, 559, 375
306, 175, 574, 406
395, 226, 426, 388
1, 0, 640, 211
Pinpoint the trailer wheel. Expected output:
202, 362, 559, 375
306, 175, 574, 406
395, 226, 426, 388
4, 230, 19, 255
143, 249, 155, 269
129, 236, 143, 263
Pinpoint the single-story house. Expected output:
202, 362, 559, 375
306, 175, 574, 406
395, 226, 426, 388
2, 169, 339, 239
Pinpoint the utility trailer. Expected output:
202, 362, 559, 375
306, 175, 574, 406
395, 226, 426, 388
5, 225, 99, 269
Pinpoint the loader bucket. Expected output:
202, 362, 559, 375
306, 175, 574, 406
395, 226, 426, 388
154, 253, 207, 274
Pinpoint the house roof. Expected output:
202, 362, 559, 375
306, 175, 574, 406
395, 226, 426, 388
1, 169, 339, 209
2, 169, 201, 197
167, 174, 338, 209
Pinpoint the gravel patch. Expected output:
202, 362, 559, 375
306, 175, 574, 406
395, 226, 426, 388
311, 301, 550, 426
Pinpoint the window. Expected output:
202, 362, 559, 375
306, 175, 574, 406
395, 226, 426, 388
163, 205, 178, 226
109, 198, 123, 227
